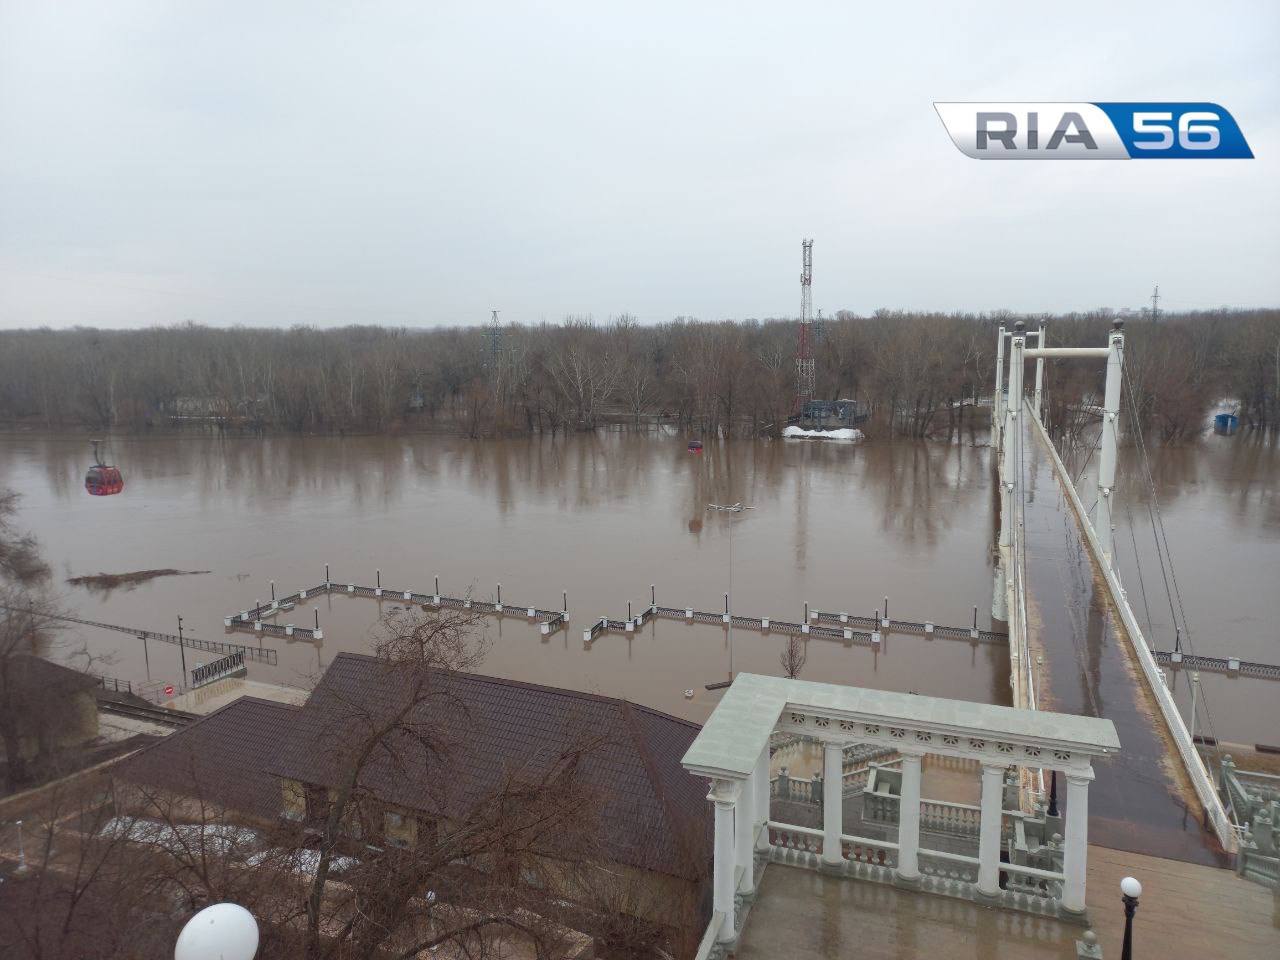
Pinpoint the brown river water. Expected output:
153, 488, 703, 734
0, 429, 1274, 743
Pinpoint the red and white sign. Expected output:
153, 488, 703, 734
163, 684, 175, 698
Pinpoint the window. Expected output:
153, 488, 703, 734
281, 779, 307, 821
384, 810, 410, 849
304, 785, 329, 825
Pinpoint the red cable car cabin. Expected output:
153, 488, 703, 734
85, 464, 124, 496
85, 440, 124, 496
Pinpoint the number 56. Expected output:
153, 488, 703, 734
1133, 111, 1220, 150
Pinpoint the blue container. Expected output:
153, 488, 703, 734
1214, 413, 1239, 434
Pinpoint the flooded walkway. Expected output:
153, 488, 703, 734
1020, 418, 1226, 866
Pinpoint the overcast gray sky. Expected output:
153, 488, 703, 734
1, 1, 1276, 329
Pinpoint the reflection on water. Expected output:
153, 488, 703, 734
1, 429, 1004, 722
3, 427, 1273, 739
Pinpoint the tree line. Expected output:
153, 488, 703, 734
0, 308, 1275, 441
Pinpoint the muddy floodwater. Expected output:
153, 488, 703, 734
1071, 431, 1280, 747
1, 429, 1275, 742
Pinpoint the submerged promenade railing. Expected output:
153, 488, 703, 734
584, 591, 1003, 648
223, 573, 569, 642
226, 572, 1003, 658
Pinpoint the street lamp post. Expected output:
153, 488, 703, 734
1120, 875, 1142, 960
706, 502, 752, 680
14, 819, 28, 876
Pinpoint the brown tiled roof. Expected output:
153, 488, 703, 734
272, 654, 711, 879
112, 697, 297, 821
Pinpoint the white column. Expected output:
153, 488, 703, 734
1096, 323, 1125, 567
821, 740, 843, 866
753, 745, 771, 852
993, 324, 1006, 446
1000, 482, 1013, 548
1033, 321, 1046, 418
736, 764, 756, 895
1003, 326, 1025, 480
710, 779, 740, 942
1061, 769, 1093, 914
1000, 327, 1025, 550
976, 763, 1005, 897
991, 559, 1008, 622
895, 751, 923, 883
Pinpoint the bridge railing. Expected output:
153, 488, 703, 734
191, 650, 246, 689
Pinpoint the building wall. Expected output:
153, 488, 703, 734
276, 777, 704, 935
14, 690, 99, 761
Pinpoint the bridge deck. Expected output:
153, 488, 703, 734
1019, 418, 1226, 867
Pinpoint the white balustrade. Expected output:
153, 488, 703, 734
918, 848, 980, 885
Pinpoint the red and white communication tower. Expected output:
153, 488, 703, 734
794, 238, 815, 413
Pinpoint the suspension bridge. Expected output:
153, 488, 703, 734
993, 319, 1238, 866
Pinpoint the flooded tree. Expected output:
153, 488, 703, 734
779, 635, 808, 679
1, 308, 1275, 441
0, 486, 80, 794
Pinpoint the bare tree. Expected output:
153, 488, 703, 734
547, 331, 619, 431
0, 491, 49, 586
779, 635, 807, 679
0, 774, 178, 960
293, 607, 614, 960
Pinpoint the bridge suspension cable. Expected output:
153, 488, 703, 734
1119, 366, 1223, 759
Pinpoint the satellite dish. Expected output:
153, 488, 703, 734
174, 903, 259, 960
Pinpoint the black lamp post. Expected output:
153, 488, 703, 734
177, 615, 187, 679
1120, 875, 1142, 960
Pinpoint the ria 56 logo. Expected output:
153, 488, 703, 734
934, 102, 1253, 159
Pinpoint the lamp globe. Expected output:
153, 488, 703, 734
174, 903, 259, 960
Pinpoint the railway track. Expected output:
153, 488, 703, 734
98, 698, 198, 729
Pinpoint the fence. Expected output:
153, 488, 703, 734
96, 675, 134, 696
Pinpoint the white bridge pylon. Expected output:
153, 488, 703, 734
995, 318, 1125, 567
